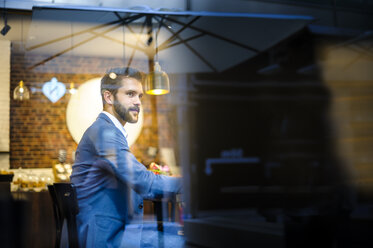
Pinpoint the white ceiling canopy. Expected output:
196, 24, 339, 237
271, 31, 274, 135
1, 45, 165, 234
26, 5, 314, 74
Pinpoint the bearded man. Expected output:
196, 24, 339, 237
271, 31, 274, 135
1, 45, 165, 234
70, 67, 182, 247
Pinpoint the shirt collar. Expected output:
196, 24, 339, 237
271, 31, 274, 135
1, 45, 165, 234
102, 111, 128, 139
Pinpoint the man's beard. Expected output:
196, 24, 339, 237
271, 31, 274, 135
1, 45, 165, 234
113, 99, 139, 123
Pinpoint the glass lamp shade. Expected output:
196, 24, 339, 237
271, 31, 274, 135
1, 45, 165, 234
69, 82, 77, 94
13, 80, 30, 100
145, 61, 170, 95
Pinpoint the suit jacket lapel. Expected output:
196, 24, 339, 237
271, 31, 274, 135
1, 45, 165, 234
97, 112, 127, 141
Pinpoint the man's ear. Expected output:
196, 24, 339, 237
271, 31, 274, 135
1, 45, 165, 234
103, 91, 113, 105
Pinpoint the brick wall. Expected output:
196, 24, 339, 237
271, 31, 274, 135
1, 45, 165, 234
10, 52, 177, 169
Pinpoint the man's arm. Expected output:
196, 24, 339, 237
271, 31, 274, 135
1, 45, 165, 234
93, 126, 182, 196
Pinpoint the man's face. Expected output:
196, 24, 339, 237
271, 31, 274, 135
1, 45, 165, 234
113, 77, 143, 124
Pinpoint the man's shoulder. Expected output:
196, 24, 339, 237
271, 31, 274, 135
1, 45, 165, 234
96, 113, 113, 124
87, 115, 127, 143
80, 115, 114, 140
90, 114, 113, 128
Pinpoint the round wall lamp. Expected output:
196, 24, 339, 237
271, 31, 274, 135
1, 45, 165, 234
66, 78, 143, 147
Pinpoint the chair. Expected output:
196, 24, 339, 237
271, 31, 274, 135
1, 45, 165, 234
48, 184, 63, 248
48, 183, 80, 248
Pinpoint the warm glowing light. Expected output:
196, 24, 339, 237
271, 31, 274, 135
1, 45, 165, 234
69, 82, 77, 94
145, 61, 170, 95
13, 80, 30, 100
66, 78, 143, 146
109, 72, 117, 79
146, 89, 170, 95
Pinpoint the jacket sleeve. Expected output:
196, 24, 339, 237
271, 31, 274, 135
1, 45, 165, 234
92, 125, 182, 197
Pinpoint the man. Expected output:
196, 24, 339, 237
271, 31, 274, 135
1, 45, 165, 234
70, 67, 182, 247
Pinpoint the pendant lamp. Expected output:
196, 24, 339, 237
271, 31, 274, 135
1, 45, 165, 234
13, 80, 30, 100
145, 61, 170, 95
69, 82, 77, 94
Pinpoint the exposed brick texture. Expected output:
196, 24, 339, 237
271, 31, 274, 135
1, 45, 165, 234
10, 52, 177, 169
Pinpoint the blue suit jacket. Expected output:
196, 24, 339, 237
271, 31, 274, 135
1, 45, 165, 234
70, 113, 182, 247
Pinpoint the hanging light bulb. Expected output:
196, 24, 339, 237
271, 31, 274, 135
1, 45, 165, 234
13, 80, 30, 100
145, 61, 170, 95
69, 82, 77, 94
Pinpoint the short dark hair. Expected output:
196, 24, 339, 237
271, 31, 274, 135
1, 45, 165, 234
101, 67, 144, 105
